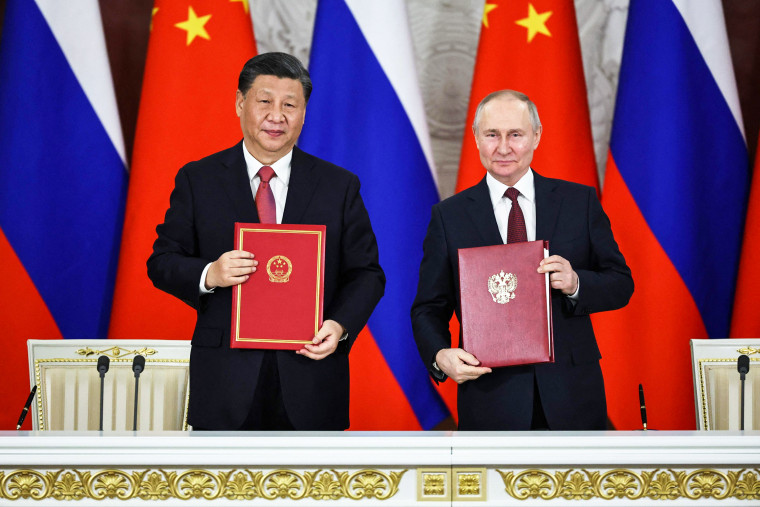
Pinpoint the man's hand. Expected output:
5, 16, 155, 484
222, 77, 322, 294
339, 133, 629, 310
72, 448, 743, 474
297, 319, 344, 360
435, 348, 492, 384
205, 250, 257, 289
538, 255, 578, 295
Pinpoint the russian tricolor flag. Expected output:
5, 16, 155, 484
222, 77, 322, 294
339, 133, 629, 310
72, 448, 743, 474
0, 0, 127, 428
299, 0, 450, 429
594, 0, 748, 430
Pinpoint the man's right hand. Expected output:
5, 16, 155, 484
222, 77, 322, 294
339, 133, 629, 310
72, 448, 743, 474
435, 348, 492, 384
205, 250, 257, 289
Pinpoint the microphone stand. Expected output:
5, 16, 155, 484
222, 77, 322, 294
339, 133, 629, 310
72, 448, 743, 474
738, 354, 749, 431
740, 369, 746, 431
132, 355, 145, 431
97, 356, 110, 432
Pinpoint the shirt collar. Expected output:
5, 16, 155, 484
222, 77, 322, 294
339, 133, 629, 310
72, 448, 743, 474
486, 168, 535, 207
242, 141, 292, 187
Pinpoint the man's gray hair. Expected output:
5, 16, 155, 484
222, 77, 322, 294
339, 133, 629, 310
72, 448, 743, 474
472, 90, 541, 133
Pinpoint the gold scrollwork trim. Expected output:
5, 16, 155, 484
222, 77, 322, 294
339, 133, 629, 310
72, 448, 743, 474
737, 346, 760, 356
0, 468, 407, 502
76, 346, 159, 359
497, 468, 760, 501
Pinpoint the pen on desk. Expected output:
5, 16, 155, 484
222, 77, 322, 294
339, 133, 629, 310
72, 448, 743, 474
16, 385, 37, 430
638, 383, 648, 431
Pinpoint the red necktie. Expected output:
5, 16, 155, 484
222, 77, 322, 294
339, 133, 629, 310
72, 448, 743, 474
256, 166, 276, 224
505, 187, 527, 243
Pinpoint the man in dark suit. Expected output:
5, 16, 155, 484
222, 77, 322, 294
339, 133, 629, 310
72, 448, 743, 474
148, 52, 385, 431
411, 90, 633, 430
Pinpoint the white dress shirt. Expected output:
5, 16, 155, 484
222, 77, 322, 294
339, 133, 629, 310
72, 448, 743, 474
485, 168, 579, 300
199, 143, 293, 293
486, 169, 536, 244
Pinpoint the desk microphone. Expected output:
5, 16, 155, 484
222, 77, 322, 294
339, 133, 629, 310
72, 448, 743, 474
16, 385, 37, 430
638, 383, 648, 431
132, 355, 145, 431
738, 355, 750, 431
97, 356, 110, 431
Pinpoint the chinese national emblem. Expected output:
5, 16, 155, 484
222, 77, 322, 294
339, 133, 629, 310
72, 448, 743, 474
266, 255, 292, 283
487, 270, 517, 304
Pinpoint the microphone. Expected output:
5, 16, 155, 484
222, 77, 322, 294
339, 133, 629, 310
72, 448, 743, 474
132, 354, 145, 377
638, 383, 648, 431
16, 385, 37, 430
738, 355, 750, 430
738, 354, 750, 378
132, 355, 145, 431
96, 356, 110, 431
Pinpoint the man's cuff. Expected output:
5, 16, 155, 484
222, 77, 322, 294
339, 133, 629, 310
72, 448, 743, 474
566, 277, 580, 301
431, 356, 447, 383
199, 263, 215, 295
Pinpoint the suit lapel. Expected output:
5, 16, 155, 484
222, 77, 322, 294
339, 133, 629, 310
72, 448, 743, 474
219, 142, 259, 223
282, 146, 319, 225
465, 177, 503, 245
534, 170, 561, 241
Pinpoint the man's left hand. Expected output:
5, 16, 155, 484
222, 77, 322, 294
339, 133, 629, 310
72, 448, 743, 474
538, 255, 578, 295
296, 319, 344, 360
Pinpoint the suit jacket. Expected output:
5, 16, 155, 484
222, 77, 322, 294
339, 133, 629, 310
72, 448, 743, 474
411, 171, 633, 430
148, 143, 385, 430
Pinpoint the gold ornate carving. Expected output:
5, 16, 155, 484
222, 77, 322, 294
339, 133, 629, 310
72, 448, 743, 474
0, 468, 406, 502
417, 468, 450, 501
453, 468, 487, 501
75, 346, 158, 359
497, 468, 760, 501
737, 346, 760, 356
424, 473, 445, 496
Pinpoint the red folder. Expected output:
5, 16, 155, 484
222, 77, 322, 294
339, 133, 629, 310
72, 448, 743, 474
231, 223, 326, 350
458, 240, 554, 367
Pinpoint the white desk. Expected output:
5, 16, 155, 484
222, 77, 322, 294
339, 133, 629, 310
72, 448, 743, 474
1, 431, 758, 505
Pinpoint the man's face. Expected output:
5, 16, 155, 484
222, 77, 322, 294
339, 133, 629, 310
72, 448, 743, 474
473, 96, 541, 186
236, 75, 306, 164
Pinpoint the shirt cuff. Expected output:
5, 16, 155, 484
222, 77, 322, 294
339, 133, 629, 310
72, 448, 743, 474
199, 263, 215, 294
566, 278, 580, 301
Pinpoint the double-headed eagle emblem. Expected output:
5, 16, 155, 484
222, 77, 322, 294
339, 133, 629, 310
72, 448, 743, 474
487, 270, 517, 304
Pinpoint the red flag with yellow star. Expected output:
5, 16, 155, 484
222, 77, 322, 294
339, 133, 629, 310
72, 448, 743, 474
109, 0, 257, 340
456, 1, 598, 192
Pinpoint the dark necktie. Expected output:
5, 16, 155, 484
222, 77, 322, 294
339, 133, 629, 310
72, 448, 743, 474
505, 187, 527, 243
256, 166, 276, 224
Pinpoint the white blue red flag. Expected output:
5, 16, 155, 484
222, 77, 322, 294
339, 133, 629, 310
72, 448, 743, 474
594, 0, 748, 430
0, 0, 127, 428
299, 0, 451, 429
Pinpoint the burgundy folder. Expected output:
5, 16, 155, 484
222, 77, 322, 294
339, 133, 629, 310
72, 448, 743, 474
458, 240, 554, 367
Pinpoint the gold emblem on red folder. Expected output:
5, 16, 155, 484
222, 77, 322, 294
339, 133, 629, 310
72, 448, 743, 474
487, 271, 517, 304
267, 255, 292, 283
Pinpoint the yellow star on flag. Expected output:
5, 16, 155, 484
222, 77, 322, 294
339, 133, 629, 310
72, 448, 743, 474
482, 3, 498, 28
150, 7, 159, 32
175, 6, 212, 46
230, 0, 249, 14
515, 3, 552, 42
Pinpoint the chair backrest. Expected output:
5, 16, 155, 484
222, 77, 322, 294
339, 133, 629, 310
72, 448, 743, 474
690, 338, 760, 430
27, 339, 191, 431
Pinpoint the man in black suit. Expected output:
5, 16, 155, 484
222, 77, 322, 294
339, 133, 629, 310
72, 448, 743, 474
411, 90, 633, 430
148, 52, 385, 431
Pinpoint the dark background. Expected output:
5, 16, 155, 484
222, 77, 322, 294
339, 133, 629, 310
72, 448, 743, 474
1, 0, 758, 169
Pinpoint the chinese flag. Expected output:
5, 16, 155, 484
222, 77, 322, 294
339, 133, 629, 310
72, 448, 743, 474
109, 1, 257, 340
731, 134, 760, 337
456, 1, 598, 192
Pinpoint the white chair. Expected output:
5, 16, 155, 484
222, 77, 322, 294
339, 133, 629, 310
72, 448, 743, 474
690, 338, 759, 430
27, 339, 191, 431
